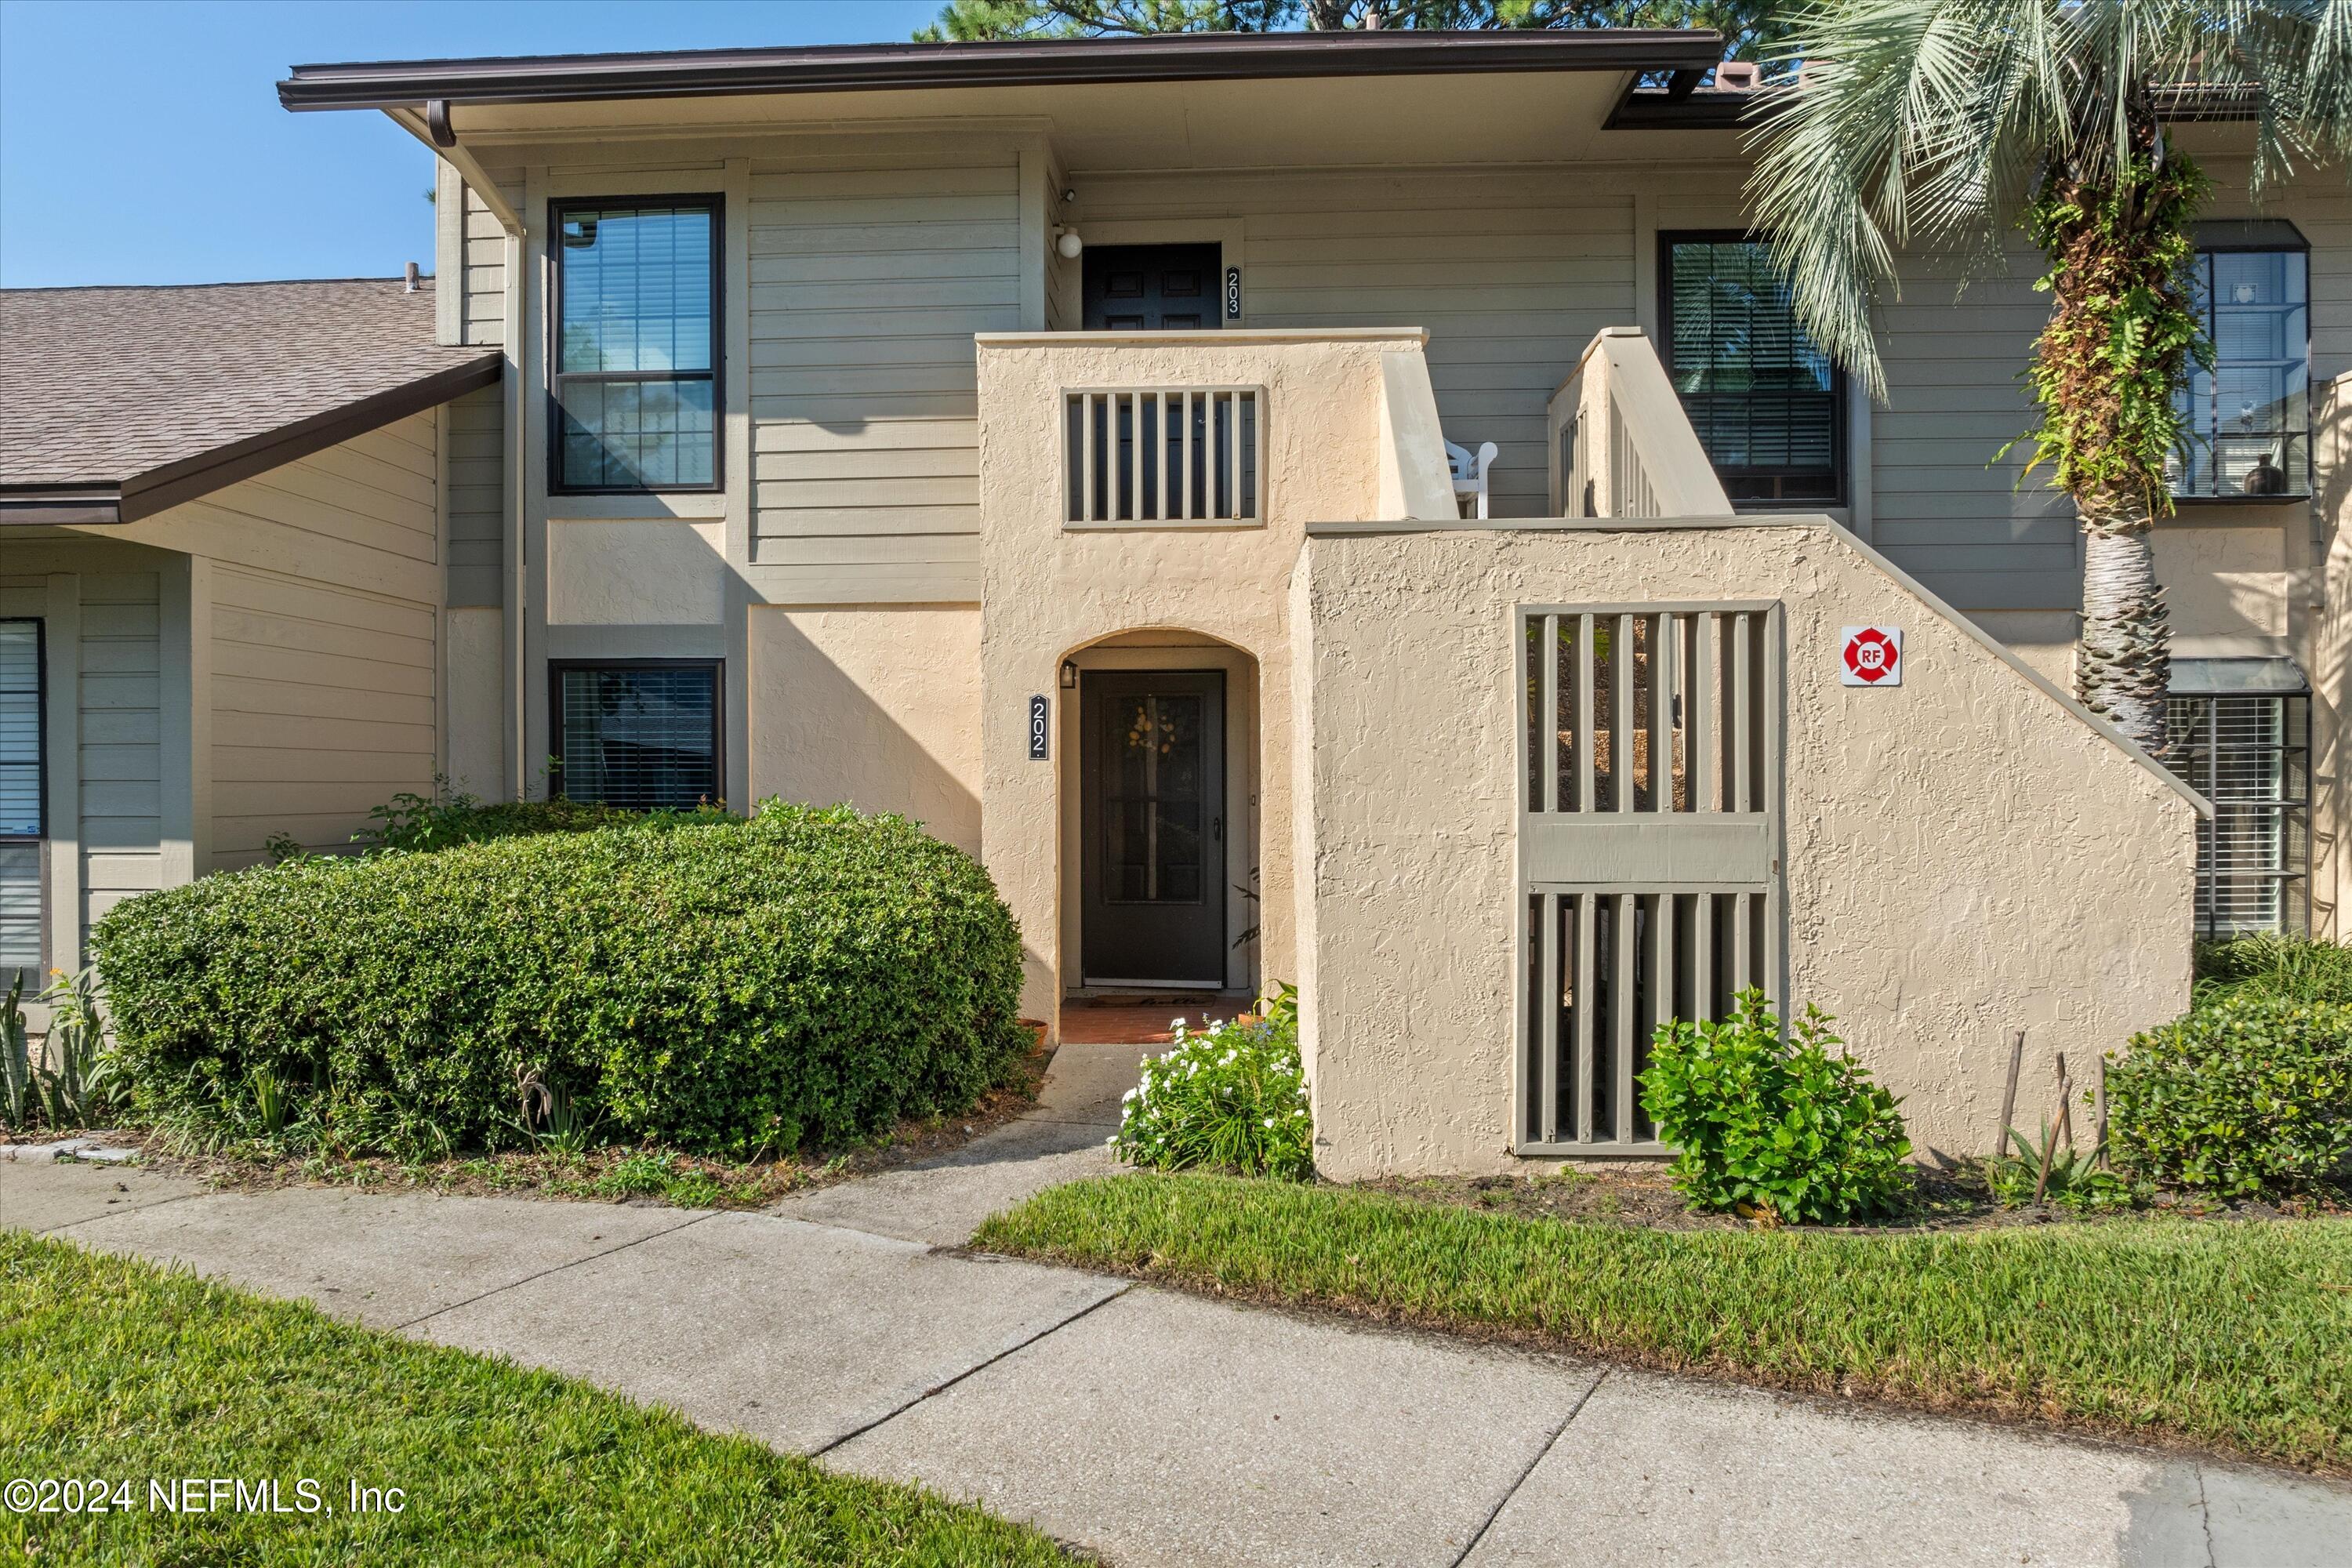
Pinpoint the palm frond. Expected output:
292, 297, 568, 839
1745, 0, 2352, 397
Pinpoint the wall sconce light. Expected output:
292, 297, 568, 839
1060, 659, 1079, 690
1055, 227, 1083, 260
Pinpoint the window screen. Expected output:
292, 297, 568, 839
1661, 235, 1842, 503
2165, 694, 2310, 936
552, 199, 720, 492
1, 620, 42, 989
2171, 246, 2310, 499
552, 663, 721, 811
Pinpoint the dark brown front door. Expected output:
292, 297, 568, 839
1080, 670, 1226, 986
1083, 245, 1221, 331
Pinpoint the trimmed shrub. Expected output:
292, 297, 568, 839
92, 800, 1025, 1157
2192, 933, 2352, 1008
1112, 985, 1312, 1180
1639, 990, 1913, 1224
354, 782, 731, 853
2108, 997, 2352, 1198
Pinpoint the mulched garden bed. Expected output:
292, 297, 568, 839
20, 1032, 1055, 1212
1355, 1162, 2345, 1232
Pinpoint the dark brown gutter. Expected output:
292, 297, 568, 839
1, 353, 500, 527
279, 29, 1726, 111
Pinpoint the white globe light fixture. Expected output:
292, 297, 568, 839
1055, 228, 1083, 260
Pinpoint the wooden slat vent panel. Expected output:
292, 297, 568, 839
1516, 604, 1784, 1154
1064, 387, 1261, 525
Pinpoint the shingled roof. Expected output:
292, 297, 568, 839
0, 277, 500, 524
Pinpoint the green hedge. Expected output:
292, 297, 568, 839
2109, 996, 2352, 1198
93, 802, 1026, 1156
2192, 933, 2352, 1008
352, 786, 732, 853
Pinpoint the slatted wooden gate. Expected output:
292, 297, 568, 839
1515, 603, 1784, 1154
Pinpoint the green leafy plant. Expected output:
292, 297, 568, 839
1111, 983, 1312, 1181
248, 1065, 291, 1138
1987, 1122, 2136, 1211
594, 1150, 682, 1198
2107, 997, 2352, 1199
517, 1075, 602, 1158
3, 972, 34, 1131
3, 967, 122, 1131
1639, 990, 1913, 1225
93, 800, 1027, 1159
2193, 933, 2352, 1008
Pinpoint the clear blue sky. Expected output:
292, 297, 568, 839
0, 1, 944, 288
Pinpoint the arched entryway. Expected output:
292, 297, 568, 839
1056, 629, 1261, 1005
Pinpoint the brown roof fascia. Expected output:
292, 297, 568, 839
278, 29, 1727, 111
0, 352, 501, 527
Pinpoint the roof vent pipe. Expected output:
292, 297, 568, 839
404, 261, 421, 293
1712, 61, 1760, 91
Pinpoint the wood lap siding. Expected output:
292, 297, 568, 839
446, 382, 504, 607
1075, 166, 1635, 520
463, 173, 518, 347
78, 572, 164, 930
748, 156, 1020, 601
1872, 245, 2078, 613
196, 413, 441, 869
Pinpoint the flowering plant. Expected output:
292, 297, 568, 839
1111, 983, 1312, 1181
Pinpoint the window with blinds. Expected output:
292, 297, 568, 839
551, 662, 722, 811
551, 198, 721, 494
2170, 235, 2310, 499
1, 620, 43, 990
2165, 693, 2310, 937
1661, 234, 1843, 504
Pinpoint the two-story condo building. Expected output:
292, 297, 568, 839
3, 30, 2341, 1173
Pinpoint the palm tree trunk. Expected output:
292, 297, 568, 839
2076, 482, 2171, 755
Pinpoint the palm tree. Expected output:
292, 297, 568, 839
1748, 0, 2350, 756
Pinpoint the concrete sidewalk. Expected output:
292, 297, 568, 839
5, 1040, 2345, 1568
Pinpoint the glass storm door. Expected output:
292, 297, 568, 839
1080, 670, 1225, 986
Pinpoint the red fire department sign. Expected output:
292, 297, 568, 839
1840, 626, 1902, 686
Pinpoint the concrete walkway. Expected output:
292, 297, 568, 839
5, 1040, 2346, 1568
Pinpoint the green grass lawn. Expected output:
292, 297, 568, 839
0, 1233, 1078, 1567
978, 1174, 2352, 1475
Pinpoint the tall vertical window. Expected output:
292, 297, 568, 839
0, 620, 44, 991
2165, 681, 2310, 938
2172, 223, 2310, 499
551, 198, 721, 493
1661, 234, 1843, 504
550, 662, 721, 811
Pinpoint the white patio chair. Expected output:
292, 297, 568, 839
1446, 438, 1498, 519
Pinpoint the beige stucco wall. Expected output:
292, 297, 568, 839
1294, 521, 2200, 1178
2154, 523, 2292, 644
746, 605, 982, 853
974, 329, 1422, 1019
